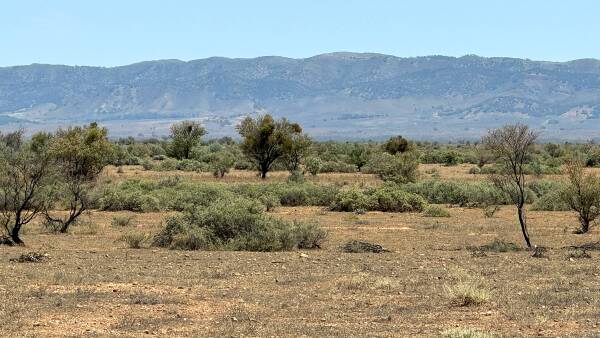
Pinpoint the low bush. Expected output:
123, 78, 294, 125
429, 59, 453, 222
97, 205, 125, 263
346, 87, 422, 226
330, 186, 377, 212
304, 157, 322, 176
330, 184, 426, 212
404, 180, 507, 207
531, 190, 571, 211
372, 184, 427, 212
111, 215, 135, 227
120, 232, 148, 249
153, 195, 326, 251
293, 221, 328, 249
422, 205, 451, 217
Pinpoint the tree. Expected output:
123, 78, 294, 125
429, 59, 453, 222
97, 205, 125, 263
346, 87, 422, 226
560, 157, 600, 234
0, 130, 54, 244
45, 123, 113, 233
168, 120, 206, 159
349, 144, 369, 171
282, 133, 312, 173
483, 124, 538, 248
383, 135, 410, 155
237, 114, 302, 179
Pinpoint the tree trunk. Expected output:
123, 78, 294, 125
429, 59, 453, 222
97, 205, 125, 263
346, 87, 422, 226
260, 164, 268, 179
10, 225, 23, 245
578, 216, 590, 234
517, 206, 532, 248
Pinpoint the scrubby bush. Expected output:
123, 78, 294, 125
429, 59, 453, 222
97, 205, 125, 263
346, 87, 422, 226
404, 180, 507, 207
422, 205, 451, 217
111, 215, 135, 227
330, 186, 377, 212
368, 152, 419, 184
120, 232, 148, 249
293, 221, 328, 249
319, 161, 357, 173
304, 157, 322, 176
330, 184, 425, 212
153, 195, 326, 251
371, 184, 427, 212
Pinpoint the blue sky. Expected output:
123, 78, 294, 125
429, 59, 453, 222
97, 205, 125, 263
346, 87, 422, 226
1, 0, 598, 66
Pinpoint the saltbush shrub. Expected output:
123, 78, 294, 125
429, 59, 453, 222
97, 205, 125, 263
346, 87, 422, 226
153, 195, 326, 251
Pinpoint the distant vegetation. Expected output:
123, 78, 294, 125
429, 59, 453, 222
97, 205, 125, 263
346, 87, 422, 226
1, 116, 599, 249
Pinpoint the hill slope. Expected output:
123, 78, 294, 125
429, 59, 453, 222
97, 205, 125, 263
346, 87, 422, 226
1, 53, 599, 139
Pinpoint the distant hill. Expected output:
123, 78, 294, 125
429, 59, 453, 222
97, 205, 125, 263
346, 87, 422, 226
1, 53, 599, 140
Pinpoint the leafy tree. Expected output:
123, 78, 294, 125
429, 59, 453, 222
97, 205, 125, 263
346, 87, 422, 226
383, 135, 410, 155
282, 133, 312, 173
561, 157, 600, 233
349, 144, 369, 171
45, 123, 113, 233
0, 130, 54, 244
237, 114, 302, 179
484, 124, 538, 248
168, 120, 206, 159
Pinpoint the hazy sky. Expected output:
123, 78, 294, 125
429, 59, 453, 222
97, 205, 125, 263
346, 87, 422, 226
1, 0, 598, 66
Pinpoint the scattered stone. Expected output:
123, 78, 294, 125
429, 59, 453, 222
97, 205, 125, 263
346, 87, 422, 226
342, 240, 388, 253
10, 252, 50, 263
299, 253, 309, 258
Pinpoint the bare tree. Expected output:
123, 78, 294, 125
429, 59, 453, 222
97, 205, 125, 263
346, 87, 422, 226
483, 124, 538, 248
561, 157, 600, 234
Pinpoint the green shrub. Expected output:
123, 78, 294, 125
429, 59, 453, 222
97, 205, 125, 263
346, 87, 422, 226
422, 205, 451, 217
258, 193, 280, 211
320, 161, 357, 173
330, 184, 425, 212
372, 184, 427, 212
304, 157, 322, 176
531, 190, 571, 211
293, 221, 328, 249
98, 187, 161, 212
153, 195, 326, 251
279, 184, 309, 206
404, 180, 507, 207
368, 152, 419, 184
330, 186, 377, 212
156, 158, 179, 171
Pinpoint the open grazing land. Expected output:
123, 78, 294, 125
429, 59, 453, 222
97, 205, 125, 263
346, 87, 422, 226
1, 121, 600, 337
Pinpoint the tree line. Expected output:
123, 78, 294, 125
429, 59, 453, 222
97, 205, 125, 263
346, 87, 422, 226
1, 115, 599, 247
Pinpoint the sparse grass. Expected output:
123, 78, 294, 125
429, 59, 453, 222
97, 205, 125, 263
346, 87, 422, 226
468, 239, 522, 253
446, 268, 490, 307
337, 273, 400, 291
111, 215, 135, 227
422, 205, 451, 217
442, 327, 494, 338
3, 167, 600, 337
120, 232, 148, 249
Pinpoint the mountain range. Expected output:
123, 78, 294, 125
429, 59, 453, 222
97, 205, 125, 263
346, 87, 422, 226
1, 53, 599, 140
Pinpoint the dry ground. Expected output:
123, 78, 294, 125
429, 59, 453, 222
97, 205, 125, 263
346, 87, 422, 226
1, 167, 600, 337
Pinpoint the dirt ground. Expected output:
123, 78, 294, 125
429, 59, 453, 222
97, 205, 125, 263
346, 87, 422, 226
1, 167, 600, 337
